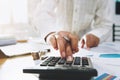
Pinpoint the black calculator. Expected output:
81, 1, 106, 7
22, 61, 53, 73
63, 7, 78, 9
23, 56, 98, 80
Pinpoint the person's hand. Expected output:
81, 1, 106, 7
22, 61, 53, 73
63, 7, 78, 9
80, 34, 100, 49
46, 31, 79, 61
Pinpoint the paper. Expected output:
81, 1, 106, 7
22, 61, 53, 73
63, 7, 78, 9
92, 57, 120, 78
90, 42, 120, 53
75, 42, 120, 78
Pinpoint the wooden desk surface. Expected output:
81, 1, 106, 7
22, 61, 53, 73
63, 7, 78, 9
0, 55, 39, 80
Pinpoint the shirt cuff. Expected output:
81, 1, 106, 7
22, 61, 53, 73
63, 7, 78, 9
44, 32, 55, 42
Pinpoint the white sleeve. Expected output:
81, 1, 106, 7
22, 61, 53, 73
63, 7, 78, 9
88, 0, 114, 43
31, 0, 58, 40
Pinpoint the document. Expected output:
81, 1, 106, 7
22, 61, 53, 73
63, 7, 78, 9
90, 42, 120, 53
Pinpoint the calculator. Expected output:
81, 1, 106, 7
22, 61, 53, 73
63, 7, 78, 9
23, 56, 98, 80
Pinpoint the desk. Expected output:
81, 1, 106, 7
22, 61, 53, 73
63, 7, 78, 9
0, 42, 120, 80
0, 55, 39, 80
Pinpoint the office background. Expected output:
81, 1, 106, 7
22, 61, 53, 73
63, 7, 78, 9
0, 0, 119, 41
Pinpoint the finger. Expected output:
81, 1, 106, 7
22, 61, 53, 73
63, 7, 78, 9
85, 35, 92, 50
86, 38, 91, 48
81, 39, 85, 48
65, 43, 73, 56
86, 40, 91, 49
57, 36, 66, 58
68, 34, 79, 52
49, 35, 58, 50
65, 43, 73, 61
86, 41, 90, 48
80, 37, 90, 50
86, 41, 90, 50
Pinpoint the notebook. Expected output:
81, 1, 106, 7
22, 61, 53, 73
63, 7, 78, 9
23, 56, 98, 80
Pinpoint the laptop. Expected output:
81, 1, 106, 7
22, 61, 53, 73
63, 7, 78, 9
23, 55, 98, 80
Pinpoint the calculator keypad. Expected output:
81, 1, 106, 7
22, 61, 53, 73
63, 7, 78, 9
40, 57, 90, 67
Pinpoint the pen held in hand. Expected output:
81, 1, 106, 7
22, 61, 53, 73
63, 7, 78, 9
63, 36, 70, 43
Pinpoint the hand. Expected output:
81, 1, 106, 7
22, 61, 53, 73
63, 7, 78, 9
80, 34, 100, 49
47, 31, 79, 61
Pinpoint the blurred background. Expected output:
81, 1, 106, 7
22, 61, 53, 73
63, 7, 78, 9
0, 0, 119, 42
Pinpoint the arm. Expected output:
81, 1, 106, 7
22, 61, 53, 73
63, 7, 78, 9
88, 0, 114, 43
